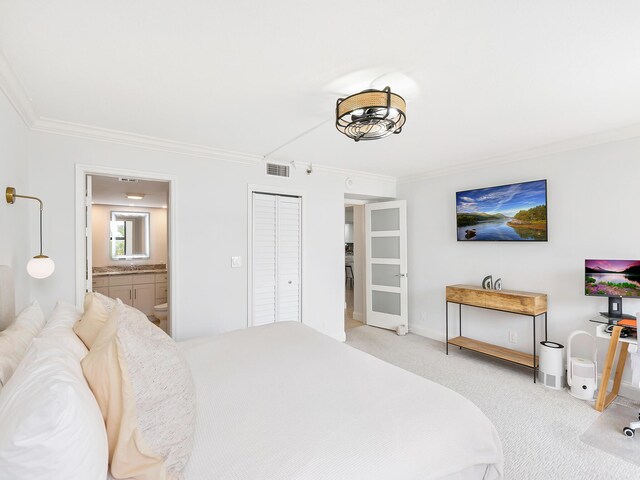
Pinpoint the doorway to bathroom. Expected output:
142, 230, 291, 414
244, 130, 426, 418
75, 165, 176, 336
344, 203, 365, 332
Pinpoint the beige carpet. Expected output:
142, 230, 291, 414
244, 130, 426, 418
346, 325, 640, 480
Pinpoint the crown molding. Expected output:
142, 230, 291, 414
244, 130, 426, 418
398, 122, 640, 184
0, 47, 37, 127
32, 117, 263, 165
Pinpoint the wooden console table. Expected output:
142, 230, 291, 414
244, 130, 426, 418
445, 284, 548, 382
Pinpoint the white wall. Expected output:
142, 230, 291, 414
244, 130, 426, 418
0, 91, 31, 313
26, 131, 395, 341
92, 204, 167, 267
398, 137, 640, 383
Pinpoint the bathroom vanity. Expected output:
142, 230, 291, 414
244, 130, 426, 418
92, 270, 167, 316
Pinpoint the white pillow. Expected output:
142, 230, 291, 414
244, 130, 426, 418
0, 336, 108, 479
14, 300, 46, 335
0, 301, 46, 387
39, 301, 88, 359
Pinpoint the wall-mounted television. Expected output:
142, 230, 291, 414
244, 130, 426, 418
585, 259, 640, 320
456, 179, 547, 241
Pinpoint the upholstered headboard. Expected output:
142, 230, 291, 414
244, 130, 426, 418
0, 265, 15, 330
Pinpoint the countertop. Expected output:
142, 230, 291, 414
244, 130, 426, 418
93, 269, 167, 277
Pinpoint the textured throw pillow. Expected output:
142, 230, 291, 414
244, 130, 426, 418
0, 336, 108, 479
82, 300, 195, 480
74, 291, 118, 349
0, 301, 45, 387
40, 301, 88, 359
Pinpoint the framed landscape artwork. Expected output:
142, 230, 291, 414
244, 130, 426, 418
456, 179, 548, 241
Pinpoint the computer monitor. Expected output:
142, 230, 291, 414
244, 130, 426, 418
585, 259, 640, 320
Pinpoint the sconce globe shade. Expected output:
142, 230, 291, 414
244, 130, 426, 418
27, 256, 55, 279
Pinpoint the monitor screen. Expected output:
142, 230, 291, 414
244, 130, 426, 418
585, 259, 640, 298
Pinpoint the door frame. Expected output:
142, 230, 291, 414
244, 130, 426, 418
74, 164, 178, 337
247, 184, 305, 327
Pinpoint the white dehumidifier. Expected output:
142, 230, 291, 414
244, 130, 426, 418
567, 330, 597, 400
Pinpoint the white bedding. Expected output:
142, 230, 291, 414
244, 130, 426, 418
178, 322, 503, 480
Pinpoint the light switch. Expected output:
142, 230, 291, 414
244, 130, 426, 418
231, 256, 242, 268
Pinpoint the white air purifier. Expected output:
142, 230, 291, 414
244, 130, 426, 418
538, 341, 565, 389
567, 330, 597, 401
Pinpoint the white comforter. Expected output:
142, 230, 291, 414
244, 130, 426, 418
178, 322, 503, 480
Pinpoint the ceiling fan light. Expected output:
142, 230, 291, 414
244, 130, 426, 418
336, 86, 406, 141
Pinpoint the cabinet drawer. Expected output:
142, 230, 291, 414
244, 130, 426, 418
132, 273, 155, 285
155, 273, 167, 283
92, 276, 108, 287
108, 275, 133, 286
155, 282, 168, 299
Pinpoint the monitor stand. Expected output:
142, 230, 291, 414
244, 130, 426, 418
608, 296, 623, 318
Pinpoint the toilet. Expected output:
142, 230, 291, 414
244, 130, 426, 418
153, 302, 168, 321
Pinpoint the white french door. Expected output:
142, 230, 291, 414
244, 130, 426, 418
252, 193, 301, 326
365, 200, 408, 331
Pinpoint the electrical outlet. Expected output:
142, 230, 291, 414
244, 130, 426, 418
508, 331, 517, 343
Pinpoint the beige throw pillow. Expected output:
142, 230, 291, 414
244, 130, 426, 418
74, 292, 117, 349
81, 300, 195, 480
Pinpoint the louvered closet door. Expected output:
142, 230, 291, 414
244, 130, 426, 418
252, 193, 301, 326
276, 196, 301, 322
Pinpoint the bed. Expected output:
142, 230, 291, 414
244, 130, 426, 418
180, 322, 503, 480
0, 266, 503, 479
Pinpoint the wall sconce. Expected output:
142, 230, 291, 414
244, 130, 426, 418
5, 187, 55, 279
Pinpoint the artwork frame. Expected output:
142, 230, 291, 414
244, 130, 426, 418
456, 179, 548, 242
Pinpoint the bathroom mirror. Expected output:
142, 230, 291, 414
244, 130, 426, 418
110, 211, 150, 260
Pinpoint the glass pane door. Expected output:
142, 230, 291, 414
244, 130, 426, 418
365, 201, 408, 330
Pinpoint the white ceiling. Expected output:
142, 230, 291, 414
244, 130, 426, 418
2, 1, 640, 178
91, 175, 168, 208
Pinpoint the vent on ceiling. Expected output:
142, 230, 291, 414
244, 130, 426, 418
266, 163, 290, 178
118, 177, 139, 183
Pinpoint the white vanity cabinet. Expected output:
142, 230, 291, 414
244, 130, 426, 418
109, 284, 134, 306
93, 271, 167, 315
91, 276, 109, 297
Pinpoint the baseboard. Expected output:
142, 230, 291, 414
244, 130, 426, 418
599, 375, 640, 402
335, 330, 347, 342
352, 311, 363, 321
409, 325, 445, 343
